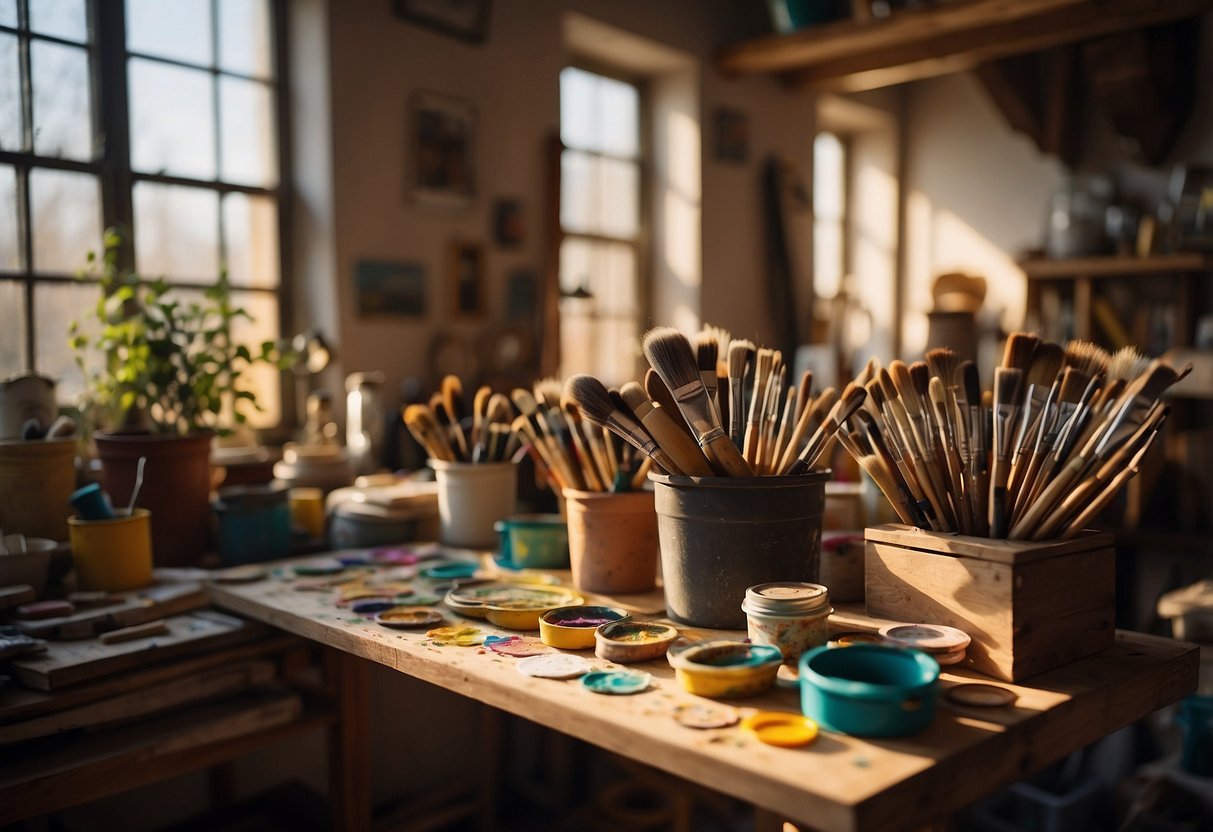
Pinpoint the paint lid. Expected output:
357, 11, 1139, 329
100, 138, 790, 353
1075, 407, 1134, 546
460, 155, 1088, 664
946, 683, 1018, 708
878, 623, 971, 654
516, 653, 591, 679
741, 712, 819, 748
673, 703, 740, 730
581, 670, 651, 695
742, 582, 830, 617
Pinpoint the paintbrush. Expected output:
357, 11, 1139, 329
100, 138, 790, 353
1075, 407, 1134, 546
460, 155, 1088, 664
402, 404, 456, 462
620, 382, 714, 477
727, 339, 755, 450
794, 370, 813, 424
565, 375, 683, 475
644, 368, 696, 443
893, 362, 955, 529
743, 348, 775, 465
879, 368, 950, 529
642, 327, 754, 477
565, 395, 612, 489
837, 428, 917, 525
1012, 368, 1090, 521
854, 408, 929, 527
771, 386, 798, 476
786, 383, 867, 475
998, 332, 1039, 442
440, 375, 470, 460
512, 387, 579, 488
559, 397, 604, 491
511, 415, 565, 490
759, 364, 786, 473
912, 361, 957, 527
472, 385, 492, 452
696, 331, 721, 424
775, 385, 834, 474
988, 366, 1023, 537
929, 375, 970, 534
1055, 433, 1158, 540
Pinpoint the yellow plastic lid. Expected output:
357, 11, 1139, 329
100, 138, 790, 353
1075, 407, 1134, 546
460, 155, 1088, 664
741, 712, 819, 748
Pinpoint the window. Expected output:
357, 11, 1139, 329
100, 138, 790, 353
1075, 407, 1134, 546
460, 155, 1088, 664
813, 131, 847, 303
558, 66, 643, 385
0, 0, 284, 424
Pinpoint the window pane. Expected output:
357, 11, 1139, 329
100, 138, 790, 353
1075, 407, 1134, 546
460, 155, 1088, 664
0, 0, 16, 28
222, 192, 278, 288
558, 239, 637, 316
33, 280, 97, 403
133, 182, 219, 280
0, 280, 26, 371
0, 165, 19, 271
560, 150, 592, 234
219, 76, 276, 186
129, 58, 216, 179
30, 169, 100, 273
0, 34, 22, 152
126, 0, 212, 66
597, 157, 638, 238
219, 0, 272, 78
814, 132, 845, 221
229, 290, 280, 428
814, 221, 843, 300
560, 67, 596, 152
29, 0, 87, 43
31, 41, 94, 160
597, 76, 638, 158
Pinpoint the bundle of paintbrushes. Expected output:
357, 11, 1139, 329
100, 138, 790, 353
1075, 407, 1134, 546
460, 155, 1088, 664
834, 334, 1190, 541
401, 374, 521, 465
564, 325, 866, 479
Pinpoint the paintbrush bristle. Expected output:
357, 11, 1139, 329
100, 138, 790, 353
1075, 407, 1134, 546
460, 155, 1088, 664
441, 374, 465, 420
877, 368, 899, 406
619, 382, 650, 415
1026, 342, 1064, 390
837, 382, 868, 419
909, 361, 931, 399
890, 361, 918, 413
642, 327, 700, 389
695, 331, 719, 373
753, 348, 775, 383
564, 375, 616, 427
701, 324, 731, 360
510, 388, 539, 417
1107, 346, 1151, 382
924, 348, 958, 387
534, 376, 564, 408
866, 379, 886, 411
1056, 367, 1091, 404
727, 339, 754, 380
1001, 332, 1039, 371
855, 356, 881, 387
1063, 340, 1110, 376
486, 393, 512, 423
993, 367, 1023, 408
928, 375, 947, 407
1133, 363, 1181, 403
959, 361, 981, 407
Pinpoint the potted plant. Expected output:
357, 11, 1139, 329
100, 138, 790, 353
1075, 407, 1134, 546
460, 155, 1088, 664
70, 228, 291, 566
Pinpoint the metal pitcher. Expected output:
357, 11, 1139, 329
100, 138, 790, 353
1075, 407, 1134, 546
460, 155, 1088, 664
0, 372, 56, 439
346, 371, 386, 476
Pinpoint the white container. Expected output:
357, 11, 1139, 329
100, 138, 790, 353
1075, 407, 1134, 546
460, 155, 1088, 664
430, 460, 517, 549
741, 582, 832, 663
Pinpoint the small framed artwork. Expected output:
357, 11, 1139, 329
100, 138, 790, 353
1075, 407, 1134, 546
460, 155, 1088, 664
713, 108, 749, 164
1169, 165, 1213, 250
355, 260, 426, 317
505, 268, 538, 323
493, 198, 525, 248
394, 0, 492, 44
449, 241, 485, 316
410, 91, 476, 210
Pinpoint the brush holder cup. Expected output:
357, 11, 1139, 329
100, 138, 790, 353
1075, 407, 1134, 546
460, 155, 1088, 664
0, 438, 77, 541
651, 472, 829, 629
68, 508, 154, 592
563, 489, 660, 594
430, 460, 518, 549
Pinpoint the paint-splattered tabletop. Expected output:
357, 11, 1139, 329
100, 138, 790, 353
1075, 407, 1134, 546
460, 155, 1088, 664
207, 546, 1196, 832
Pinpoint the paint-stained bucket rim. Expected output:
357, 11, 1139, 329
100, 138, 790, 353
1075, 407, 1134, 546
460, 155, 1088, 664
649, 471, 831, 490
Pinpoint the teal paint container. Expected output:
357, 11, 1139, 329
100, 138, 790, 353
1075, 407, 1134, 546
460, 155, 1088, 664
213, 484, 291, 565
799, 644, 940, 737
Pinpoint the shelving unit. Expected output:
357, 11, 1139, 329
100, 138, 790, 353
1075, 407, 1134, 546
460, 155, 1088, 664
715, 0, 1213, 92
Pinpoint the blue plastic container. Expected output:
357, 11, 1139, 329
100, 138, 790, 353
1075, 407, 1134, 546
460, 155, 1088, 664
213, 484, 291, 565
494, 514, 569, 570
799, 644, 940, 737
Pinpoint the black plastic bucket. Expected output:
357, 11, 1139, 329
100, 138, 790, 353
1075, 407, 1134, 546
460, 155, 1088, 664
651, 472, 829, 629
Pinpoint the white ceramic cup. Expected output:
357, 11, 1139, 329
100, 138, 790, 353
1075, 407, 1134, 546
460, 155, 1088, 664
430, 460, 517, 549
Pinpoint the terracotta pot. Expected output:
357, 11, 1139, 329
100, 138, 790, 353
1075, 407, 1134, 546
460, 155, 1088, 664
0, 438, 77, 541
563, 489, 659, 594
94, 431, 213, 567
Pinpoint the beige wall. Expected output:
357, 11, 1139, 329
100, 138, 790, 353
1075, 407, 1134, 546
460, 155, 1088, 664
304, 0, 818, 413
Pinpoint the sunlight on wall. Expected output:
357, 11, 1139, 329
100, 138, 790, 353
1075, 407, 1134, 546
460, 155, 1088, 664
662, 189, 699, 289
849, 146, 896, 363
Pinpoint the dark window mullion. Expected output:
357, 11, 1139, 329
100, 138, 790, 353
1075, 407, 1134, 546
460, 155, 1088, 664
17, 0, 33, 366
124, 49, 273, 86
95, 0, 133, 271
210, 0, 225, 275
130, 171, 276, 199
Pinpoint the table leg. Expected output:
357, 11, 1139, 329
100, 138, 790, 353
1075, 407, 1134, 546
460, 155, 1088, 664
327, 648, 372, 832
478, 705, 502, 832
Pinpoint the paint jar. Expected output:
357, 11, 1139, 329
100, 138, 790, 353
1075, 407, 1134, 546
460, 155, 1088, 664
68, 508, 154, 591
289, 487, 327, 540
431, 460, 518, 549
329, 501, 420, 549
563, 488, 659, 594
668, 640, 784, 698
494, 514, 569, 570
799, 643, 940, 737
212, 484, 291, 565
651, 472, 828, 629
742, 582, 832, 663
0, 437, 77, 541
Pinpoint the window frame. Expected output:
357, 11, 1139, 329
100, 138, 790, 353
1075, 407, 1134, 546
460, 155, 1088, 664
0, 0, 292, 423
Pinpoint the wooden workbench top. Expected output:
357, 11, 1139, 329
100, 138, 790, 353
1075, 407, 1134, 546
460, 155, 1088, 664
207, 552, 1197, 832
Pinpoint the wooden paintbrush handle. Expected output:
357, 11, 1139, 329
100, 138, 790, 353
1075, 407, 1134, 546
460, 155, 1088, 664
645, 371, 696, 442
1056, 467, 1137, 539
703, 430, 755, 477
1008, 460, 1081, 539
640, 408, 714, 477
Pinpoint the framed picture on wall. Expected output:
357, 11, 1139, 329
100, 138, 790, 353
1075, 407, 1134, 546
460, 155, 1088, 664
354, 260, 427, 317
394, 0, 492, 44
409, 91, 476, 210
449, 241, 485, 316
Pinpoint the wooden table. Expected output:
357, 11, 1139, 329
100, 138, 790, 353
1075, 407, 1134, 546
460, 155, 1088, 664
208, 555, 1199, 832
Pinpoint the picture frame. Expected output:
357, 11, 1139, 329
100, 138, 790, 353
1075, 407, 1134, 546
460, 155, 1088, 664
1168, 164, 1213, 251
712, 108, 749, 164
393, 0, 492, 44
410, 91, 476, 210
493, 198, 525, 248
354, 260, 426, 317
449, 241, 485, 317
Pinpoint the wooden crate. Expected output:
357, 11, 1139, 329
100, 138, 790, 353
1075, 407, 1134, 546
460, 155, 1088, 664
864, 524, 1116, 682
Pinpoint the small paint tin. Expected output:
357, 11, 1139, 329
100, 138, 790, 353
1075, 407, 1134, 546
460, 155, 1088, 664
799, 644, 940, 737
539, 605, 630, 650
741, 712, 819, 748
594, 620, 679, 664
484, 599, 573, 631
516, 653, 591, 679
376, 609, 444, 629
741, 582, 832, 664
444, 582, 583, 620
946, 683, 1018, 708
668, 641, 783, 698
581, 670, 651, 695
878, 623, 971, 666
421, 561, 479, 580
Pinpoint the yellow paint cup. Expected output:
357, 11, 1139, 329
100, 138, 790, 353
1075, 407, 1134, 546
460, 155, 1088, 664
68, 508, 154, 591
289, 487, 326, 540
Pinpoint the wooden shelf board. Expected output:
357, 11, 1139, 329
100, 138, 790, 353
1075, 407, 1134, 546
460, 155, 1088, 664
715, 0, 1213, 93
1020, 253, 1213, 279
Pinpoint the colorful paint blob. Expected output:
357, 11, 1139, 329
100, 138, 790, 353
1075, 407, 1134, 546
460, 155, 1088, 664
581, 670, 651, 695
426, 625, 485, 646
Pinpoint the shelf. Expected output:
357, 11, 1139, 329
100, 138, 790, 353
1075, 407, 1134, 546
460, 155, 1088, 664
1020, 253, 1213, 279
715, 0, 1213, 92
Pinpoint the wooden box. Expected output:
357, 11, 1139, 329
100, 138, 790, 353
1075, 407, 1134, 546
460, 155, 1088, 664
864, 524, 1115, 682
